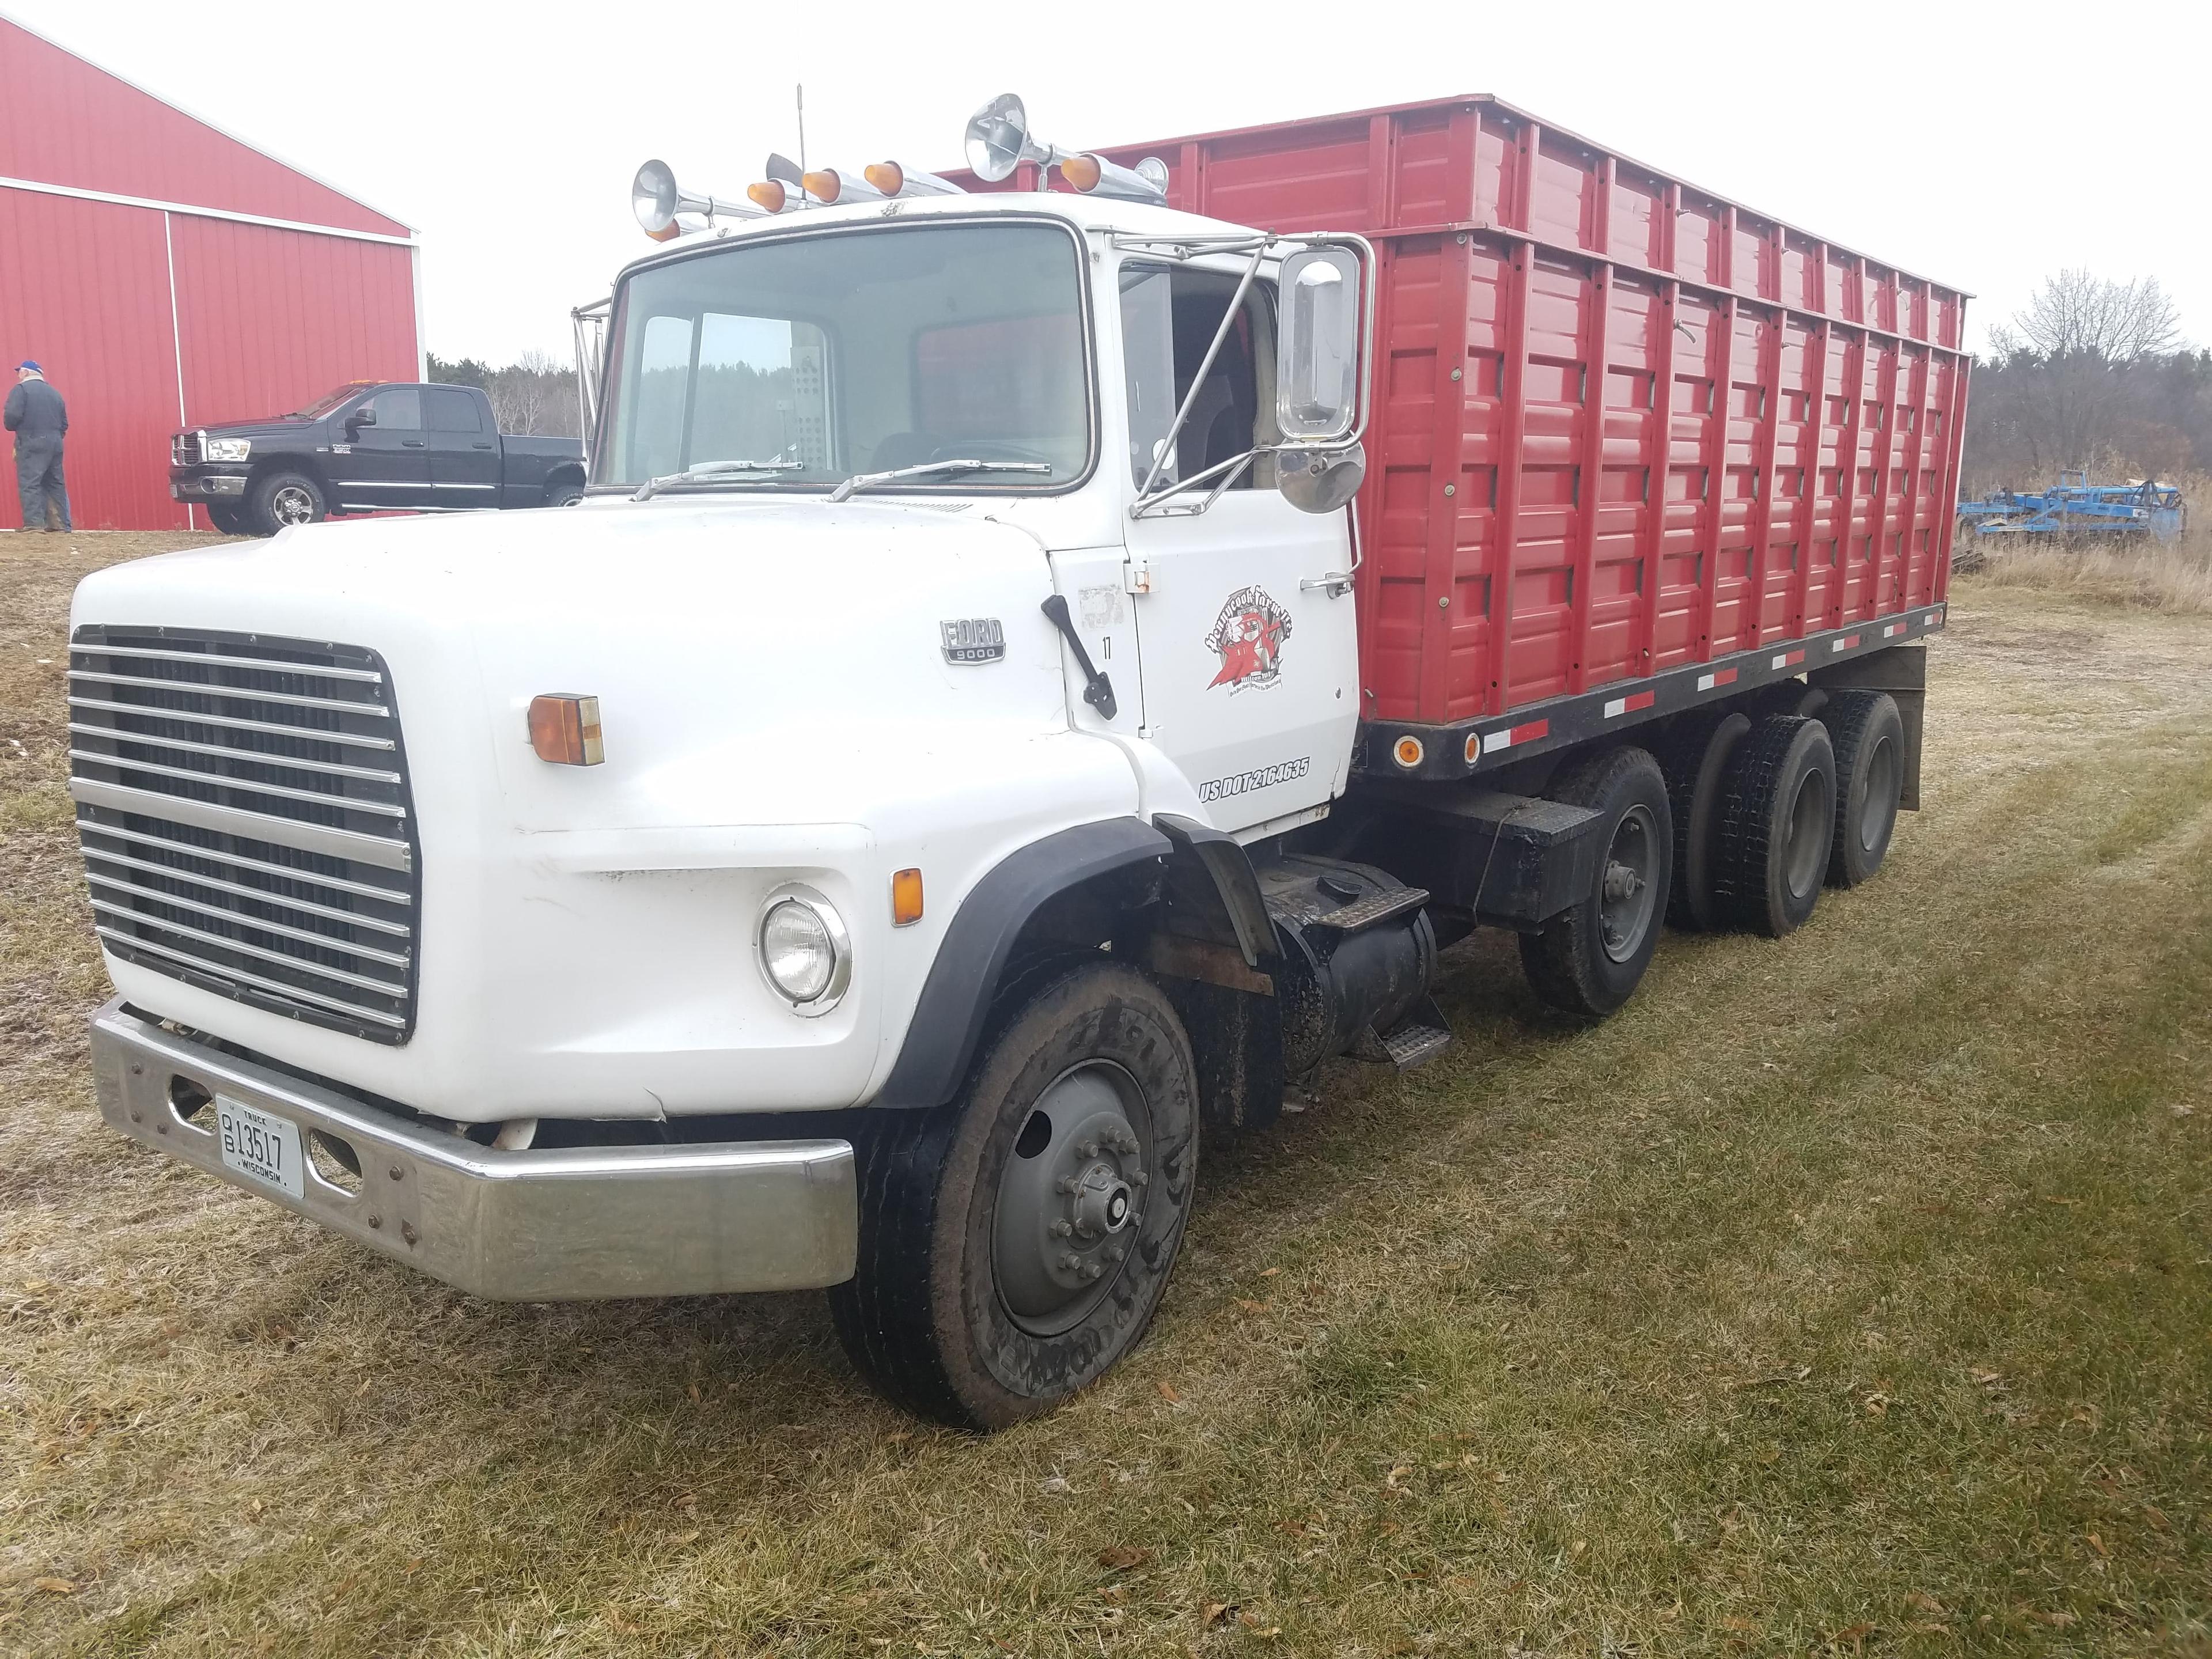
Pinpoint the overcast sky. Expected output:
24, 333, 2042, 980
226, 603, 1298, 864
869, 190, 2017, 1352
18, 0, 2209, 366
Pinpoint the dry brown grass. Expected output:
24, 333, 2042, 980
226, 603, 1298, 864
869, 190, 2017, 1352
5, 534, 2211, 1656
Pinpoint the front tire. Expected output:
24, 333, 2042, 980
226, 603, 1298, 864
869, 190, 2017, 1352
248, 470, 326, 535
1519, 745, 1673, 1017
830, 960, 1199, 1430
203, 502, 247, 536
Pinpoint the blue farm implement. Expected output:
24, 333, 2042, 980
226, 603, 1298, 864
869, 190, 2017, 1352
1956, 471, 2187, 546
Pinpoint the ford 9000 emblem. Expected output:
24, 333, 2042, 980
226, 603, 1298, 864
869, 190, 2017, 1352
940, 618, 1006, 664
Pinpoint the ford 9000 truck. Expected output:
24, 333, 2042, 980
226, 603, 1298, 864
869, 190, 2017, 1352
73, 94, 1964, 1428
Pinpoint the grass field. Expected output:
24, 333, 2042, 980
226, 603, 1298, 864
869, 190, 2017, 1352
3, 531, 2209, 1657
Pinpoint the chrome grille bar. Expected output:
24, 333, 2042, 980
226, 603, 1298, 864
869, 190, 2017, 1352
68, 668, 392, 718
80, 844, 411, 935
68, 723, 402, 785
94, 929, 409, 1029
71, 626, 421, 1044
88, 644, 384, 683
69, 697, 397, 751
77, 824, 411, 907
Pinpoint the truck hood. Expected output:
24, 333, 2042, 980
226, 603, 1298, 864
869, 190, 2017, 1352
73, 497, 1094, 831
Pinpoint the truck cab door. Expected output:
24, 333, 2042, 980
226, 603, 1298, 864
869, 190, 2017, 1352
335, 387, 433, 512
424, 387, 500, 507
1117, 262, 1358, 837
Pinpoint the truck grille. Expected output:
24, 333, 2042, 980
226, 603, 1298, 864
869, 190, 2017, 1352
67, 626, 419, 1044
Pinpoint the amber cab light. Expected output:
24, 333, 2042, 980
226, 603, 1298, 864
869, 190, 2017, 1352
747, 180, 787, 213
800, 169, 842, 203
528, 695, 604, 766
891, 868, 925, 927
643, 221, 681, 243
864, 161, 904, 196
1060, 154, 1103, 192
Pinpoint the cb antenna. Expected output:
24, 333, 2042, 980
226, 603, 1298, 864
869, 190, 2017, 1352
796, 84, 806, 176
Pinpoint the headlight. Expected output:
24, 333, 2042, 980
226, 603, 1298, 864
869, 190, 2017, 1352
757, 888, 851, 1015
204, 438, 251, 463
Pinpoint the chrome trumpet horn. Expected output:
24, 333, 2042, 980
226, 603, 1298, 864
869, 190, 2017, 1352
630, 159, 763, 238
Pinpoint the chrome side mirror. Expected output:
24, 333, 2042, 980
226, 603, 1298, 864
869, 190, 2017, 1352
1276, 247, 1360, 443
1279, 441, 1365, 514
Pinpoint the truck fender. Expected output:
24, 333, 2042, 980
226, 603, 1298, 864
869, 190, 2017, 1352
873, 817, 1172, 1109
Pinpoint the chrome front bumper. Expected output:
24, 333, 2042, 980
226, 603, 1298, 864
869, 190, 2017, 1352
169, 472, 248, 498
89, 999, 858, 1299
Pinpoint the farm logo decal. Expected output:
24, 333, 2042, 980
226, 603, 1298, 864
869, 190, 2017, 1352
1205, 585, 1293, 692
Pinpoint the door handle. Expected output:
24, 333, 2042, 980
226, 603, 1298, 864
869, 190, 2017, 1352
402, 439, 426, 448
472, 441, 494, 450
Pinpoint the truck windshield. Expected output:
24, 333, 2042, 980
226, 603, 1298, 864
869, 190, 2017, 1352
592, 221, 1090, 494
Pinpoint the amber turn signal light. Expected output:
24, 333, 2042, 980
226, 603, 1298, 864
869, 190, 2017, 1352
528, 695, 604, 766
1392, 734, 1425, 769
892, 868, 924, 927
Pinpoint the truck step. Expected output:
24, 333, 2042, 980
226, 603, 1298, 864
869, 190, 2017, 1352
1308, 885, 1431, 937
1375, 1022, 1452, 1072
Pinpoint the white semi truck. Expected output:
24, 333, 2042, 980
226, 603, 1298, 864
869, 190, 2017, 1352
73, 94, 1949, 1427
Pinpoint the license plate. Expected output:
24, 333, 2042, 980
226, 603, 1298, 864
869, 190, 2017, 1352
215, 1097, 305, 1201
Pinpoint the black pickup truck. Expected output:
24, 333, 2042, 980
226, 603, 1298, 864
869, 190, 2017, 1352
169, 381, 587, 535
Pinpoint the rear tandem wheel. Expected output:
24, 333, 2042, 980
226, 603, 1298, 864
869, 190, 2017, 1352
1518, 745, 1673, 1017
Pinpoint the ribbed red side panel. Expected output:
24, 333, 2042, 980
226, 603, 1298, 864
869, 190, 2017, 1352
0, 18, 408, 236
953, 94, 1970, 725
0, 190, 184, 531
171, 217, 418, 428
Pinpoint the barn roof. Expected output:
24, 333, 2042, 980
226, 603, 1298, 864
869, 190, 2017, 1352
0, 16, 412, 240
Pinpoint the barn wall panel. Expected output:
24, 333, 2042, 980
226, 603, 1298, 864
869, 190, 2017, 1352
0, 18, 408, 236
0, 188, 184, 531
171, 217, 418, 433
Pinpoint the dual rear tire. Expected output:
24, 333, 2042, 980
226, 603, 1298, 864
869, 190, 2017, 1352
1677, 690, 1905, 937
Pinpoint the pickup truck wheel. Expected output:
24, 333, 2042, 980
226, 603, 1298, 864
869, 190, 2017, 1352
1710, 715, 1836, 936
544, 478, 584, 508
1655, 710, 1750, 932
1518, 745, 1673, 1017
202, 503, 247, 536
1821, 690, 1904, 887
249, 471, 326, 535
829, 960, 1199, 1430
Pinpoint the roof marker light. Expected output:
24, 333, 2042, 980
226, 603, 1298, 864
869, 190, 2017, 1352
864, 160, 966, 198
747, 180, 789, 213
801, 167, 885, 205
1059, 153, 1170, 203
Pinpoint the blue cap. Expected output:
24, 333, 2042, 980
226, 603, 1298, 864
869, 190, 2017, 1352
17, 361, 38, 373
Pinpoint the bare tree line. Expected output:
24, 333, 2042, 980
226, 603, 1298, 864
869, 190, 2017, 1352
1966, 270, 2207, 487
425, 349, 583, 438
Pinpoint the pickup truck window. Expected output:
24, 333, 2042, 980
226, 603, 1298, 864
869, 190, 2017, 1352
425, 388, 483, 432
368, 388, 422, 430
596, 221, 1089, 493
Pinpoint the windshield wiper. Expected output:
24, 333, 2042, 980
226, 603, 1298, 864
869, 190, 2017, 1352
632, 457, 804, 501
825, 458, 1051, 503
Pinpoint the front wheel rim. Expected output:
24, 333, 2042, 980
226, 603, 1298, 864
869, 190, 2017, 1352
993, 1060, 1151, 1338
272, 486, 315, 525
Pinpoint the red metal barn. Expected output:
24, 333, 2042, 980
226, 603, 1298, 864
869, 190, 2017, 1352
0, 17, 419, 531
